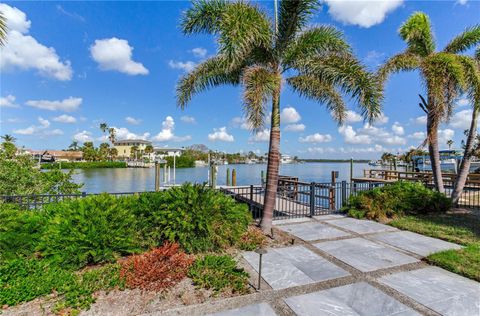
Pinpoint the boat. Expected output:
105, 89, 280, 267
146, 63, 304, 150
413, 149, 480, 173
280, 154, 294, 164
368, 160, 382, 166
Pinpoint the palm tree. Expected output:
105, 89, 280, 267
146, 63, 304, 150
0, 11, 8, 46
99, 123, 116, 145
177, 0, 381, 234
1, 134, 16, 143
379, 12, 480, 193
447, 139, 454, 150
68, 141, 79, 151
99, 123, 108, 133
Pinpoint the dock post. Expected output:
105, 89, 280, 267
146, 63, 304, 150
350, 158, 353, 183
309, 182, 315, 217
226, 168, 230, 186
164, 164, 167, 183
232, 169, 237, 186
330, 171, 337, 210
250, 185, 254, 202
261, 170, 265, 186
341, 180, 347, 206
154, 162, 160, 191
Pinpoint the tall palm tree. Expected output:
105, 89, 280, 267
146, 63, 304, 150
99, 123, 116, 145
379, 12, 480, 193
177, 0, 381, 234
1, 134, 16, 143
68, 141, 79, 151
0, 11, 7, 46
99, 122, 108, 133
447, 139, 454, 150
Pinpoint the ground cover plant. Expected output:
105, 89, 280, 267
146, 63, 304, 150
342, 181, 451, 220
0, 184, 252, 314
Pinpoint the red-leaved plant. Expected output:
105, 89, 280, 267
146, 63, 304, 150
120, 243, 194, 291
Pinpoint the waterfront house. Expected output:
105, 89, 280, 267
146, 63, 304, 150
153, 147, 184, 159
25, 150, 83, 162
114, 139, 152, 159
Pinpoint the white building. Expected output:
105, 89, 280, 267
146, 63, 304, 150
153, 147, 184, 159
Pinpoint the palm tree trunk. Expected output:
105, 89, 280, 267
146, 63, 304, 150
426, 99, 445, 193
260, 86, 281, 235
452, 106, 478, 205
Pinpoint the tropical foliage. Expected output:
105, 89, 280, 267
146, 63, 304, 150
379, 12, 480, 194
176, 0, 382, 234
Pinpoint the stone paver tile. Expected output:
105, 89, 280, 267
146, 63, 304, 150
313, 214, 346, 221
243, 246, 349, 290
371, 231, 462, 257
278, 222, 351, 241
379, 267, 480, 316
210, 303, 277, 316
314, 238, 419, 272
327, 218, 398, 234
273, 217, 312, 226
284, 282, 420, 316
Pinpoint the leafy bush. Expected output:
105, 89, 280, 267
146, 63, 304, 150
0, 204, 46, 261
342, 181, 451, 220
134, 184, 252, 253
0, 258, 124, 312
120, 243, 194, 291
237, 226, 267, 251
39, 194, 142, 268
41, 161, 127, 169
188, 255, 249, 294
165, 155, 195, 168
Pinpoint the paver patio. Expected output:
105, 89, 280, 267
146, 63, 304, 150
379, 267, 480, 316
284, 282, 420, 316
326, 218, 398, 234
242, 245, 349, 289
210, 303, 277, 316
278, 222, 351, 241
370, 230, 463, 257
314, 237, 419, 272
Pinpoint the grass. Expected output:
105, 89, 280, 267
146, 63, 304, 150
389, 212, 480, 281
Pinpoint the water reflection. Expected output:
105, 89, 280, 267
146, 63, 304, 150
72, 162, 374, 193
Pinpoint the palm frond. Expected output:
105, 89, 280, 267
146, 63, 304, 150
242, 66, 280, 132
475, 47, 480, 61
181, 0, 228, 34
217, 2, 273, 68
377, 52, 422, 83
444, 25, 480, 54
176, 56, 242, 109
294, 54, 383, 123
399, 12, 435, 57
283, 25, 351, 69
0, 11, 8, 46
457, 56, 480, 110
287, 75, 346, 124
276, 0, 320, 54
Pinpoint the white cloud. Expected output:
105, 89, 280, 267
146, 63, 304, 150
125, 116, 142, 125
456, 97, 470, 107
324, 0, 403, 28
90, 38, 149, 75
299, 133, 332, 143
408, 131, 426, 140
0, 4, 73, 80
338, 125, 371, 144
25, 97, 82, 112
13, 117, 61, 136
450, 110, 472, 130
0, 95, 19, 108
374, 112, 389, 125
53, 114, 76, 124
457, 0, 468, 5
208, 127, 234, 142
413, 115, 427, 125
168, 60, 196, 72
180, 116, 196, 124
345, 110, 362, 123
307, 147, 337, 154
38, 117, 50, 128
191, 47, 207, 58
45, 129, 64, 136
284, 123, 305, 132
281, 107, 301, 124
152, 116, 191, 142
73, 130, 93, 143
13, 126, 36, 135
364, 50, 385, 66
392, 122, 404, 135
249, 129, 270, 143
231, 116, 254, 130
439, 129, 455, 145
114, 127, 150, 141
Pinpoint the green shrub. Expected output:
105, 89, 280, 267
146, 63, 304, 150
39, 194, 142, 268
188, 255, 249, 294
0, 204, 47, 261
342, 181, 451, 220
237, 226, 267, 251
134, 184, 252, 253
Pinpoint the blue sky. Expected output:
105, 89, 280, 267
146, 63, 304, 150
1, 0, 478, 159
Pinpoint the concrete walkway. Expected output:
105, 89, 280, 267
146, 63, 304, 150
155, 216, 479, 316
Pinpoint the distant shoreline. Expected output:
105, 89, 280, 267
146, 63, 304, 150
299, 159, 370, 163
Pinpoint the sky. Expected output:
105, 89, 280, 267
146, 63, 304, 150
0, 0, 479, 159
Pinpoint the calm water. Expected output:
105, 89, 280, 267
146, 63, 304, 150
72, 162, 377, 193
